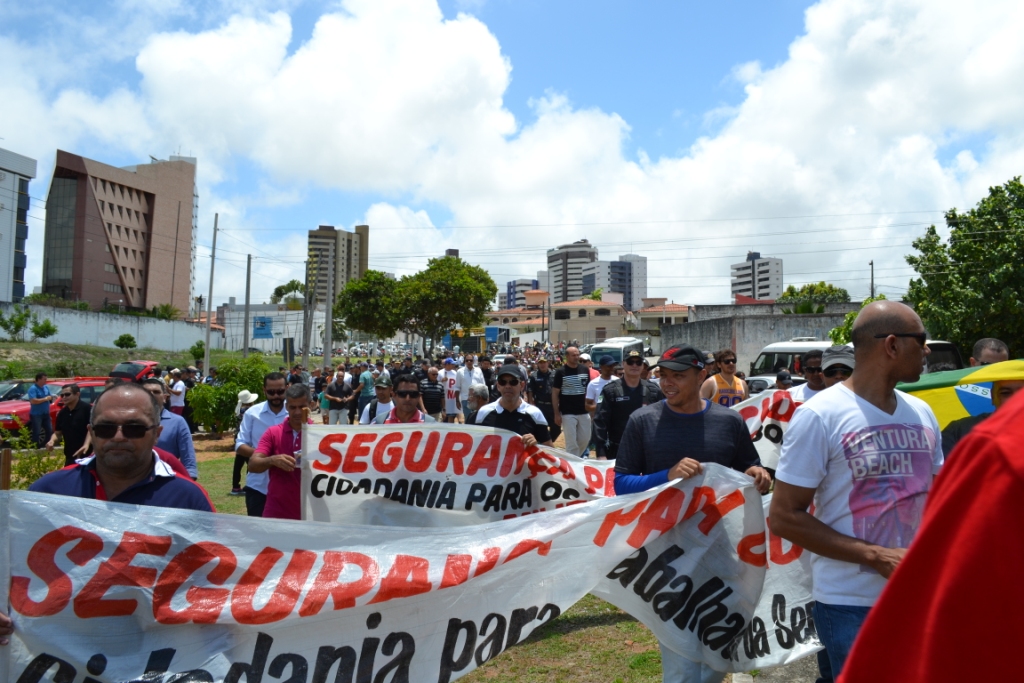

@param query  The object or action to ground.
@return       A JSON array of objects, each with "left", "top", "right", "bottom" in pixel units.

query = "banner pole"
[{"left": 1, "top": 447, "right": 11, "bottom": 490}]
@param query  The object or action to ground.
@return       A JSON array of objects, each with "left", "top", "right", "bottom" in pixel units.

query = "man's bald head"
[{"left": 851, "top": 301, "right": 924, "bottom": 350}]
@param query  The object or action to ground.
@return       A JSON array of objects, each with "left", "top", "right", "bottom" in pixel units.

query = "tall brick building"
[{"left": 42, "top": 150, "right": 197, "bottom": 313}]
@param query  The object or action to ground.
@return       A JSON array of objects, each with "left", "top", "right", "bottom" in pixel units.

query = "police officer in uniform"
[
  {"left": 593, "top": 350, "right": 664, "bottom": 459},
  {"left": 527, "top": 357, "right": 560, "bottom": 443}
]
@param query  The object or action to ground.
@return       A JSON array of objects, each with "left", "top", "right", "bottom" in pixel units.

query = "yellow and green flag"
[{"left": 897, "top": 360, "right": 1024, "bottom": 429}]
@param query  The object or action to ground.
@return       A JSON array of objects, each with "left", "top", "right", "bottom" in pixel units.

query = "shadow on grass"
[{"left": 520, "top": 606, "right": 641, "bottom": 644}]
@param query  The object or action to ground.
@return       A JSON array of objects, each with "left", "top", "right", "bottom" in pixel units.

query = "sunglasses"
[
  {"left": 720, "top": 359, "right": 737, "bottom": 365},
  {"left": 497, "top": 378, "right": 520, "bottom": 386},
  {"left": 395, "top": 390, "right": 420, "bottom": 398},
  {"left": 803, "top": 366, "right": 823, "bottom": 374},
  {"left": 92, "top": 422, "right": 158, "bottom": 439},
  {"left": 624, "top": 358, "right": 644, "bottom": 366},
  {"left": 265, "top": 389, "right": 286, "bottom": 396},
  {"left": 59, "top": 392, "right": 73, "bottom": 398},
  {"left": 874, "top": 332, "right": 928, "bottom": 347},
  {"left": 823, "top": 366, "right": 852, "bottom": 378}
]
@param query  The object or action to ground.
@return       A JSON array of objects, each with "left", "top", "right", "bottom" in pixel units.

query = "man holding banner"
[
  {"left": 770, "top": 301, "right": 944, "bottom": 681},
  {"left": 248, "top": 384, "right": 314, "bottom": 520},
  {"left": 473, "top": 364, "right": 552, "bottom": 448},
  {"left": 613, "top": 343, "right": 770, "bottom": 683}
]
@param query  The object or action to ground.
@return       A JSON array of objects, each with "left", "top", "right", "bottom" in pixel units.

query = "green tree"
[
  {"left": 187, "top": 355, "right": 271, "bottom": 435},
  {"left": 151, "top": 303, "right": 182, "bottom": 320},
  {"left": 271, "top": 279, "right": 306, "bottom": 304},
  {"left": 585, "top": 288, "right": 603, "bottom": 301},
  {"left": 398, "top": 256, "right": 497, "bottom": 354},
  {"left": 189, "top": 340, "right": 206, "bottom": 362},
  {"left": 781, "top": 301, "right": 826, "bottom": 315},
  {"left": 905, "top": 177, "right": 1024, "bottom": 357},
  {"left": 830, "top": 294, "right": 887, "bottom": 344},
  {"left": 777, "top": 282, "right": 851, "bottom": 305},
  {"left": 335, "top": 271, "right": 404, "bottom": 341},
  {"left": 0, "top": 305, "right": 33, "bottom": 341},
  {"left": 30, "top": 318, "right": 58, "bottom": 341},
  {"left": 114, "top": 333, "right": 137, "bottom": 350}
]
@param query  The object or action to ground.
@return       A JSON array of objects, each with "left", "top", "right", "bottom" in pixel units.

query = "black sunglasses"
[
  {"left": 92, "top": 422, "right": 158, "bottom": 439},
  {"left": 874, "top": 332, "right": 928, "bottom": 347},
  {"left": 497, "top": 377, "right": 520, "bottom": 386},
  {"left": 720, "top": 358, "right": 737, "bottom": 365},
  {"left": 265, "top": 389, "right": 286, "bottom": 396},
  {"left": 59, "top": 392, "right": 73, "bottom": 398},
  {"left": 803, "top": 366, "right": 823, "bottom": 374},
  {"left": 395, "top": 390, "right": 420, "bottom": 398},
  {"left": 824, "top": 366, "right": 852, "bottom": 378},
  {"left": 624, "top": 358, "right": 644, "bottom": 366}
]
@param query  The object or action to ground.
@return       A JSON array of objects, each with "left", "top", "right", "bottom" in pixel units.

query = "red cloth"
[
  {"left": 155, "top": 446, "right": 190, "bottom": 478},
  {"left": 256, "top": 420, "right": 304, "bottom": 520},
  {"left": 384, "top": 408, "right": 425, "bottom": 424},
  {"left": 841, "top": 390, "right": 1024, "bottom": 682}
]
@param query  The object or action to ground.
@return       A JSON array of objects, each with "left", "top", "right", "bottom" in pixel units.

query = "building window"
[
  {"left": 594, "top": 308, "right": 611, "bottom": 316},
  {"left": 578, "top": 309, "right": 587, "bottom": 318},
  {"left": 104, "top": 263, "right": 116, "bottom": 273},
  {"left": 554, "top": 310, "right": 570, "bottom": 320},
  {"left": 104, "top": 283, "right": 123, "bottom": 293}
]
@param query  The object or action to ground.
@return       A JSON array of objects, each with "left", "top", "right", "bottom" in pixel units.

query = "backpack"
[{"left": 368, "top": 399, "right": 379, "bottom": 422}]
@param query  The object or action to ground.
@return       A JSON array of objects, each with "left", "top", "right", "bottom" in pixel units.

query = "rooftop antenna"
[{"left": 149, "top": 155, "right": 159, "bottom": 163}]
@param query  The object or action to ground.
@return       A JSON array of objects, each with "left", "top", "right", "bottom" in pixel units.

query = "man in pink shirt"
[{"left": 248, "top": 384, "right": 312, "bottom": 520}]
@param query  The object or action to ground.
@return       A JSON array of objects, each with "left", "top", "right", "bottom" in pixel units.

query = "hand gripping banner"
[{"left": 1, "top": 424, "right": 820, "bottom": 682}]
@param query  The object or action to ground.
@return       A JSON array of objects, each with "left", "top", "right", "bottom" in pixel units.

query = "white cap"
[{"left": 579, "top": 353, "right": 591, "bottom": 361}]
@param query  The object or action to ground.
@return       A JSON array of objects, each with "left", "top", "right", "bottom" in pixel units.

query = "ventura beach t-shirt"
[{"left": 776, "top": 383, "right": 943, "bottom": 606}]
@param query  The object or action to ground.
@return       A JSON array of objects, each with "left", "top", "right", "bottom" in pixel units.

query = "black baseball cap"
[
  {"left": 599, "top": 355, "right": 615, "bottom": 367},
  {"left": 496, "top": 365, "right": 523, "bottom": 380},
  {"left": 655, "top": 344, "right": 706, "bottom": 372},
  {"left": 776, "top": 370, "right": 793, "bottom": 385}
]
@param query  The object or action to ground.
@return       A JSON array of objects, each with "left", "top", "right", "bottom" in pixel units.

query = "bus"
[{"left": 588, "top": 337, "right": 645, "bottom": 365}]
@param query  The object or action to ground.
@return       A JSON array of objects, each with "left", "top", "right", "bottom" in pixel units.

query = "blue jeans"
[
  {"left": 30, "top": 413, "right": 53, "bottom": 448},
  {"left": 357, "top": 394, "right": 373, "bottom": 416},
  {"left": 812, "top": 602, "right": 870, "bottom": 682}
]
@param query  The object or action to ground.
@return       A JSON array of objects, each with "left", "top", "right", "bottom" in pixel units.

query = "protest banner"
[
  {"left": 733, "top": 390, "right": 801, "bottom": 470},
  {"left": 1, "top": 462, "right": 818, "bottom": 681}
]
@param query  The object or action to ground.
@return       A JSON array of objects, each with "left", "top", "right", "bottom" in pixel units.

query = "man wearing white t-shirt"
[
  {"left": 770, "top": 301, "right": 943, "bottom": 682},
  {"left": 455, "top": 355, "right": 484, "bottom": 421},
  {"left": 789, "top": 348, "right": 826, "bottom": 403},
  {"left": 167, "top": 369, "right": 186, "bottom": 415},
  {"left": 442, "top": 357, "right": 461, "bottom": 422},
  {"left": 585, "top": 355, "right": 618, "bottom": 414}
]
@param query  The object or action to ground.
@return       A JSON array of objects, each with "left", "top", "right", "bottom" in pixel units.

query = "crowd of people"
[{"left": 3, "top": 307, "right": 1022, "bottom": 683}]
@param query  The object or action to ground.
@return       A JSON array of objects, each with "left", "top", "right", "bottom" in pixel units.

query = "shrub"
[
  {"left": 30, "top": 318, "right": 58, "bottom": 341},
  {"left": 114, "top": 333, "right": 137, "bottom": 350},
  {"left": 187, "top": 355, "right": 271, "bottom": 434},
  {"left": 189, "top": 340, "right": 205, "bottom": 363},
  {"left": 2, "top": 419, "right": 64, "bottom": 489}
]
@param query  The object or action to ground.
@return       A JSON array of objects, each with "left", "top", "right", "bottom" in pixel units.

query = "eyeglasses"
[
  {"left": 803, "top": 366, "right": 823, "bottom": 374},
  {"left": 720, "top": 359, "right": 737, "bottom": 365},
  {"left": 497, "top": 378, "right": 521, "bottom": 387},
  {"left": 823, "top": 366, "right": 852, "bottom": 378},
  {"left": 624, "top": 358, "right": 644, "bottom": 366},
  {"left": 92, "top": 423, "right": 158, "bottom": 439},
  {"left": 59, "top": 393, "right": 73, "bottom": 398},
  {"left": 395, "top": 390, "right": 420, "bottom": 398},
  {"left": 874, "top": 332, "right": 928, "bottom": 347},
  {"left": 265, "top": 389, "right": 286, "bottom": 396}
]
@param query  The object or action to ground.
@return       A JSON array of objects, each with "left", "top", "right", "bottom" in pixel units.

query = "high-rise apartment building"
[
  {"left": 0, "top": 148, "right": 37, "bottom": 302},
  {"left": 730, "top": 251, "right": 783, "bottom": 300},
  {"left": 581, "top": 253, "right": 648, "bottom": 311},
  {"left": 307, "top": 225, "right": 369, "bottom": 304},
  {"left": 547, "top": 239, "right": 598, "bottom": 303},
  {"left": 505, "top": 278, "right": 538, "bottom": 309},
  {"left": 536, "top": 270, "right": 550, "bottom": 295},
  {"left": 42, "top": 150, "right": 196, "bottom": 312}
]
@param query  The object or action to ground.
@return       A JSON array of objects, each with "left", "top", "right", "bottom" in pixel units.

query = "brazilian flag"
[{"left": 897, "top": 360, "right": 1024, "bottom": 429}]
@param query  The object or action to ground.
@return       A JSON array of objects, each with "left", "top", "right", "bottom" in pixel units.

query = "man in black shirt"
[
  {"left": 324, "top": 374, "right": 353, "bottom": 425},
  {"left": 418, "top": 366, "right": 446, "bottom": 421},
  {"left": 474, "top": 365, "right": 552, "bottom": 448},
  {"left": 552, "top": 346, "right": 591, "bottom": 456},
  {"left": 46, "top": 383, "right": 92, "bottom": 466},
  {"left": 413, "top": 359, "right": 430, "bottom": 384},
  {"left": 593, "top": 350, "right": 663, "bottom": 460},
  {"left": 527, "top": 357, "right": 560, "bottom": 442},
  {"left": 479, "top": 355, "right": 499, "bottom": 401}
]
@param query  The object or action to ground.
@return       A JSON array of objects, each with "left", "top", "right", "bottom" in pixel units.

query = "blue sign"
[
  {"left": 253, "top": 317, "right": 273, "bottom": 339},
  {"left": 485, "top": 327, "right": 499, "bottom": 343}
]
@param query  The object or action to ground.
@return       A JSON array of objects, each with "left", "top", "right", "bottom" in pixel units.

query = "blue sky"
[{"left": 2, "top": 0, "right": 1021, "bottom": 308}]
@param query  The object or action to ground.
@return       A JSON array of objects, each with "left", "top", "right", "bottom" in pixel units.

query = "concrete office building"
[
  {"left": 547, "top": 239, "right": 598, "bottom": 304},
  {"left": 581, "top": 253, "right": 648, "bottom": 311},
  {"left": 536, "top": 270, "right": 550, "bottom": 295},
  {"left": 0, "top": 148, "right": 37, "bottom": 302},
  {"left": 41, "top": 150, "right": 197, "bottom": 313},
  {"left": 731, "top": 252, "right": 783, "bottom": 301},
  {"left": 307, "top": 225, "right": 369, "bottom": 304},
  {"left": 497, "top": 292, "right": 508, "bottom": 310},
  {"left": 506, "top": 278, "right": 538, "bottom": 309}
]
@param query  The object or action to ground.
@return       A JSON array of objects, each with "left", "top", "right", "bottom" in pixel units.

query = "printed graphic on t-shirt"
[{"left": 841, "top": 423, "right": 935, "bottom": 568}]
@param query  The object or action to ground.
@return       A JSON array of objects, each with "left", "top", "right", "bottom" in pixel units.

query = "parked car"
[
  {"left": 0, "top": 381, "right": 34, "bottom": 403},
  {"left": 110, "top": 360, "right": 161, "bottom": 382},
  {"left": 0, "top": 377, "right": 109, "bottom": 434}
]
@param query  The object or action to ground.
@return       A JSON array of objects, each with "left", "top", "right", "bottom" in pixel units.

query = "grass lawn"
[{"left": 195, "top": 453, "right": 670, "bottom": 683}]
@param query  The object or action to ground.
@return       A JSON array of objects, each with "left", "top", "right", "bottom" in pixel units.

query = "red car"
[
  {"left": 0, "top": 378, "right": 109, "bottom": 433},
  {"left": 110, "top": 360, "right": 161, "bottom": 382}
]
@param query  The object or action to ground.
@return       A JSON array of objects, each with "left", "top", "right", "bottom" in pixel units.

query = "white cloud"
[{"left": 8, "top": 0, "right": 1024, "bottom": 307}]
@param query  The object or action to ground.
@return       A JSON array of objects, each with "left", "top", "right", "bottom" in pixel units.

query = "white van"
[
  {"left": 588, "top": 337, "right": 645, "bottom": 365},
  {"left": 750, "top": 338, "right": 965, "bottom": 377}
]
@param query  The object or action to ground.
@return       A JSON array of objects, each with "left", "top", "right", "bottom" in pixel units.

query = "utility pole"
[
  {"left": 301, "top": 258, "right": 313, "bottom": 372},
  {"left": 203, "top": 213, "right": 218, "bottom": 381},
  {"left": 869, "top": 260, "right": 875, "bottom": 299},
  {"left": 242, "top": 254, "right": 252, "bottom": 358},
  {"left": 323, "top": 252, "right": 335, "bottom": 370}
]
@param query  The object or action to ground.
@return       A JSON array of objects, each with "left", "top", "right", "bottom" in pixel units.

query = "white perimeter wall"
[{"left": 0, "top": 304, "right": 219, "bottom": 351}]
